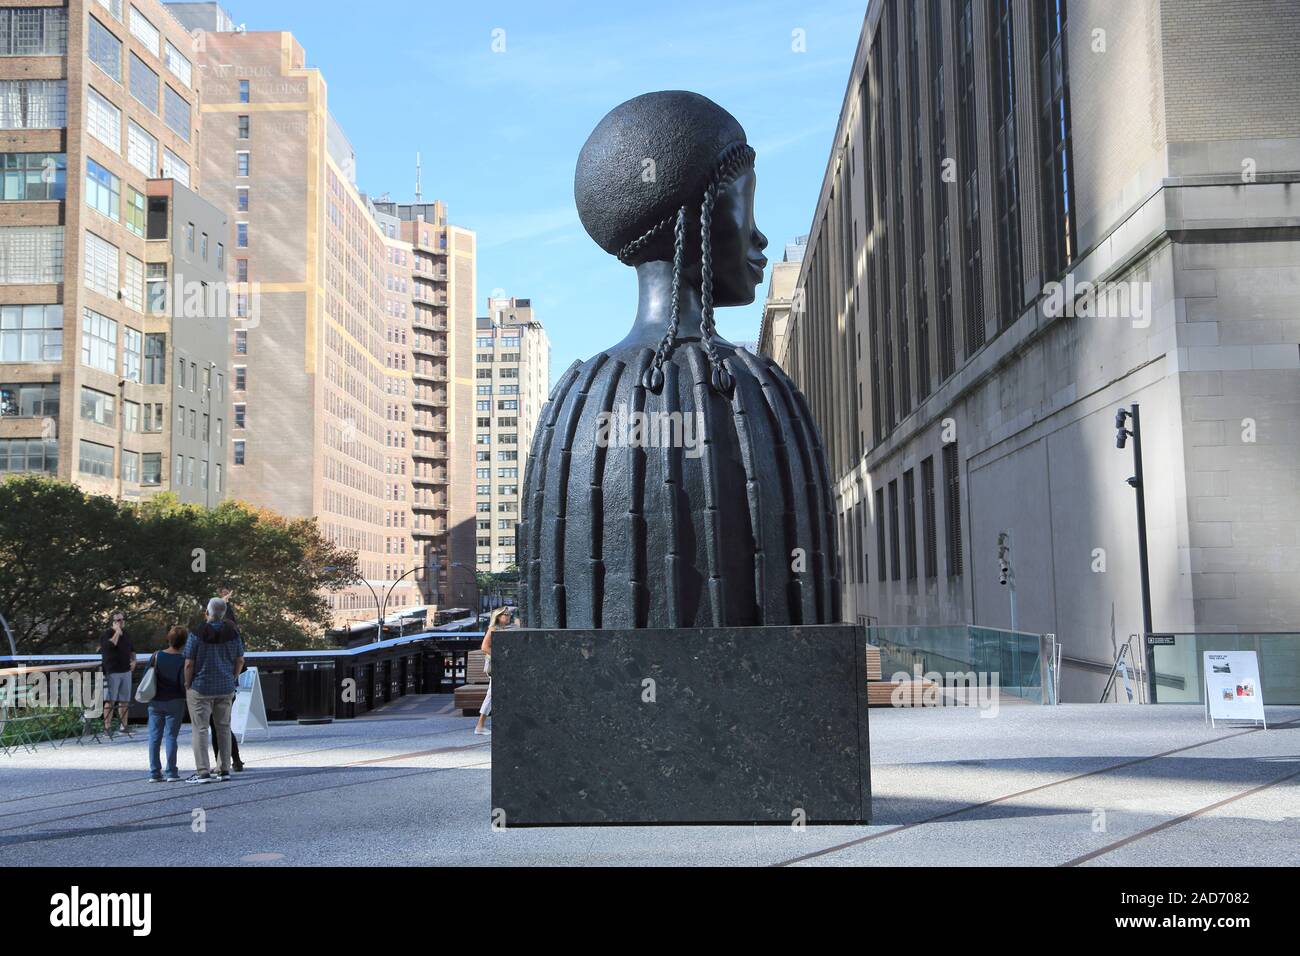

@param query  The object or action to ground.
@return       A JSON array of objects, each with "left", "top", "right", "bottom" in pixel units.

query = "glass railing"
[
  {"left": 865, "top": 625, "right": 1055, "bottom": 704},
  {"left": 1150, "top": 633, "right": 1300, "bottom": 705}
]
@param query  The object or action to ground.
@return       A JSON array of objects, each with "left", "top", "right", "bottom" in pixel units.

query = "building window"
[
  {"left": 128, "top": 6, "right": 159, "bottom": 55},
  {"left": 236, "top": 259, "right": 248, "bottom": 282},
  {"left": 990, "top": 0, "right": 1022, "bottom": 331},
  {"left": 84, "top": 158, "right": 120, "bottom": 221},
  {"left": 236, "top": 222, "right": 248, "bottom": 247},
  {"left": 236, "top": 187, "right": 248, "bottom": 211},
  {"left": 126, "top": 120, "right": 157, "bottom": 176},
  {"left": 0, "top": 382, "right": 58, "bottom": 418},
  {"left": 234, "top": 366, "right": 246, "bottom": 390},
  {"left": 122, "top": 326, "right": 141, "bottom": 380},
  {"left": 233, "top": 439, "right": 245, "bottom": 465},
  {"left": 162, "top": 84, "right": 190, "bottom": 142},
  {"left": 1, "top": 152, "right": 65, "bottom": 201},
  {"left": 163, "top": 40, "right": 192, "bottom": 87},
  {"left": 920, "top": 457, "right": 938, "bottom": 579},
  {"left": 956, "top": 0, "right": 985, "bottom": 357},
  {"left": 875, "top": 487, "right": 886, "bottom": 583},
  {"left": 121, "top": 449, "right": 138, "bottom": 483},
  {"left": 146, "top": 262, "right": 167, "bottom": 314},
  {"left": 238, "top": 79, "right": 250, "bottom": 103},
  {"left": 236, "top": 151, "right": 249, "bottom": 177},
  {"left": 122, "top": 254, "right": 143, "bottom": 312},
  {"left": 238, "top": 114, "right": 249, "bottom": 139},
  {"left": 0, "top": 303, "right": 61, "bottom": 361},
  {"left": 0, "top": 225, "right": 63, "bottom": 283},
  {"left": 0, "top": 80, "right": 66, "bottom": 129},
  {"left": 144, "top": 333, "right": 165, "bottom": 384},
  {"left": 903, "top": 468, "right": 917, "bottom": 581},
  {"left": 81, "top": 307, "right": 117, "bottom": 373},
  {"left": 887, "top": 479, "right": 901, "bottom": 581},
  {"left": 1037, "top": 0, "right": 1076, "bottom": 281},
  {"left": 216, "top": 242, "right": 224, "bottom": 270},
  {"left": 162, "top": 148, "right": 189, "bottom": 186},
  {"left": 200, "top": 232, "right": 208, "bottom": 260},
  {"left": 942, "top": 442, "right": 962, "bottom": 577},
  {"left": 233, "top": 403, "right": 245, "bottom": 428},
  {"left": 80, "top": 387, "right": 115, "bottom": 426},
  {"left": 79, "top": 440, "right": 113, "bottom": 478},
  {"left": 0, "top": 437, "right": 57, "bottom": 474},
  {"left": 125, "top": 186, "right": 145, "bottom": 236},
  {"left": 86, "top": 16, "right": 121, "bottom": 82},
  {"left": 128, "top": 52, "right": 158, "bottom": 113},
  {"left": 0, "top": 8, "right": 68, "bottom": 56},
  {"left": 85, "top": 86, "right": 121, "bottom": 152},
  {"left": 185, "top": 221, "right": 194, "bottom": 253},
  {"left": 83, "top": 231, "right": 118, "bottom": 298},
  {"left": 234, "top": 329, "right": 247, "bottom": 355},
  {"left": 141, "top": 451, "right": 161, "bottom": 485}
]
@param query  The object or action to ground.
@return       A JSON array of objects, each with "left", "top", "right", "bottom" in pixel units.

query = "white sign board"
[
  {"left": 1204, "top": 651, "right": 1266, "bottom": 728},
  {"left": 230, "top": 666, "right": 269, "bottom": 742}
]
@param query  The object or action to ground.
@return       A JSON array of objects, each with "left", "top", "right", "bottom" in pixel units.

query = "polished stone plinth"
[{"left": 490, "top": 625, "right": 871, "bottom": 826}]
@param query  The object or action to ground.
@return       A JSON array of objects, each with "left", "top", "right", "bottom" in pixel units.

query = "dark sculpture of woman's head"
[{"left": 575, "top": 91, "right": 768, "bottom": 394}]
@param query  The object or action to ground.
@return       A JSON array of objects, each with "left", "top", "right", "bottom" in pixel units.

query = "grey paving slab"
[{"left": 1, "top": 698, "right": 1296, "bottom": 866}]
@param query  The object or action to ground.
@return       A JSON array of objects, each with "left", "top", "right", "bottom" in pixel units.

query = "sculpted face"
[{"left": 707, "top": 169, "right": 769, "bottom": 307}]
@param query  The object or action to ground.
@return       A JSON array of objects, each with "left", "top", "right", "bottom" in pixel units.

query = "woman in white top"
[{"left": 474, "top": 607, "right": 512, "bottom": 736}]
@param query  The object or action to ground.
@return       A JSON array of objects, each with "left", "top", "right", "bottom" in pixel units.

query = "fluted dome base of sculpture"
[{"left": 519, "top": 340, "right": 841, "bottom": 630}]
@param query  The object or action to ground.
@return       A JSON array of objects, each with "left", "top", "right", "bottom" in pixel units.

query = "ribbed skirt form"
[{"left": 519, "top": 341, "right": 841, "bottom": 629}]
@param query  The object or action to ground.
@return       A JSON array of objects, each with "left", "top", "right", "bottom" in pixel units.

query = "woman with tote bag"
[{"left": 143, "top": 626, "right": 189, "bottom": 782}]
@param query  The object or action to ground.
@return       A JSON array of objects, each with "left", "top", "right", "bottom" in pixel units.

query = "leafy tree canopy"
[{"left": 0, "top": 477, "right": 359, "bottom": 654}]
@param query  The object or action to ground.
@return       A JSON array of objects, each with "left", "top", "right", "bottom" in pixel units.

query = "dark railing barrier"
[{"left": 1, "top": 631, "right": 487, "bottom": 723}]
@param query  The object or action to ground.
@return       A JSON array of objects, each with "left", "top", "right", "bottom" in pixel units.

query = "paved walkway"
[{"left": 1, "top": 697, "right": 1296, "bottom": 866}]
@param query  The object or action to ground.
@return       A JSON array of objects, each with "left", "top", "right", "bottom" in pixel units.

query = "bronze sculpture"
[{"left": 518, "top": 91, "right": 841, "bottom": 629}]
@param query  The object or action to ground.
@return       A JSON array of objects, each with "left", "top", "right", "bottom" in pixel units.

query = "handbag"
[{"left": 134, "top": 652, "right": 157, "bottom": 703}]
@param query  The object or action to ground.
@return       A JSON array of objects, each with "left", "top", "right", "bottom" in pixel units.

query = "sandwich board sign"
[
  {"left": 1204, "top": 651, "right": 1266, "bottom": 728},
  {"left": 230, "top": 666, "right": 270, "bottom": 742}
]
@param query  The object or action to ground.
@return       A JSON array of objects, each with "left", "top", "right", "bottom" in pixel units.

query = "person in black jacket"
[
  {"left": 99, "top": 612, "right": 135, "bottom": 735},
  {"left": 206, "top": 589, "right": 245, "bottom": 771}
]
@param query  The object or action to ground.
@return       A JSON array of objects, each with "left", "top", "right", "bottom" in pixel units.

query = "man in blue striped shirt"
[{"left": 183, "top": 597, "right": 245, "bottom": 783}]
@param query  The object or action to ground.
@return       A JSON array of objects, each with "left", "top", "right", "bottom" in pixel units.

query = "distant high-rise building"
[
  {"left": 171, "top": 10, "right": 434, "bottom": 620},
  {"left": 371, "top": 199, "right": 479, "bottom": 610},
  {"left": 472, "top": 296, "right": 549, "bottom": 574},
  {"left": 756, "top": 235, "right": 807, "bottom": 370},
  {"left": 0, "top": 0, "right": 227, "bottom": 506}
]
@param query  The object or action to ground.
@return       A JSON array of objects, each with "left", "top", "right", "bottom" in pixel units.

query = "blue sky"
[{"left": 226, "top": 0, "right": 867, "bottom": 382}]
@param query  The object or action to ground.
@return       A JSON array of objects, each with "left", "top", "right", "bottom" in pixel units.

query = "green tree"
[{"left": 0, "top": 477, "right": 358, "bottom": 653}]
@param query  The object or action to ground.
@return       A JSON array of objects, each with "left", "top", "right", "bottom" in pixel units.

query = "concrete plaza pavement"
[{"left": 1, "top": 697, "right": 1296, "bottom": 867}]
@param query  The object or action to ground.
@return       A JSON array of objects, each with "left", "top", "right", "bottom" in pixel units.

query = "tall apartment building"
[
  {"left": 756, "top": 235, "right": 807, "bottom": 371},
  {"left": 170, "top": 10, "right": 433, "bottom": 620},
  {"left": 370, "top": 199, "right": 478, "bottom": 610},
  {"left": 0, "top": 0, "right": 228, "bottom": 505},
  {"left": 472, "top": 295, "right": 548, "bottom": 574},
  {"left": 765, "top": 0, "right": 1300, "bottom": 700}
]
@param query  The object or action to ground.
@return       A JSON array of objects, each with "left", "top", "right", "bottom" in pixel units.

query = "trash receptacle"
[{"left": 296, "top": 659, "right": 335, "bottom": 724}]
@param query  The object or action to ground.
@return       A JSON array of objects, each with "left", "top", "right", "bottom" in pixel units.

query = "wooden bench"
[{"left": 452, "top": 650, "right": 489, "bottom": 716}]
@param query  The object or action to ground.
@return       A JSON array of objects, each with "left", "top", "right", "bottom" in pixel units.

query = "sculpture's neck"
[{"left": 617, "top": 259, "right": 712, "bottom": 349}]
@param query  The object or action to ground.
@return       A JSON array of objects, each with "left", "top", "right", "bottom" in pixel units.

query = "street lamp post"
[
  {"left": 996, "top": 531, "right": 1016, "bottom": 633},
  {"left": 376, "top": 565, "right": 425, "bottom": 644},
  {"left": 1116, "top": 404, "right": 1156, "bottom": 702}
]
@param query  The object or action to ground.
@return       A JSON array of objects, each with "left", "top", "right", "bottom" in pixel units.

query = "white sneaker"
[{"left": 473, "top": 726, "right": 491, "bottom": 736}]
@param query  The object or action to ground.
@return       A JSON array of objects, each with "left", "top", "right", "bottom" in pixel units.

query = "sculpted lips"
[{"left": 748, "top": 256, "right": 768, "bottom": 280}]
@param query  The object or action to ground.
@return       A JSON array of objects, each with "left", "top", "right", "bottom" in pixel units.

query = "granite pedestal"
[{"left": 490, "top": 625, "right": 871, "bottom": 826}]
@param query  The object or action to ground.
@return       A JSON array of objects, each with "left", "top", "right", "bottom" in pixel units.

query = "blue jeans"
[{"left": 147, "top": 699, "right": 186, "bottom": 776}]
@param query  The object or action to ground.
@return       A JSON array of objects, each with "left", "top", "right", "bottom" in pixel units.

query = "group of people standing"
[{"left": 98, "top": 588, "right": 248, "bottom": 784}]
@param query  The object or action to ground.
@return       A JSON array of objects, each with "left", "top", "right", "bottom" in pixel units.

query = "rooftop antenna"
[{"left": 415, "top": 152, "right": 423, "bottom": 204}]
